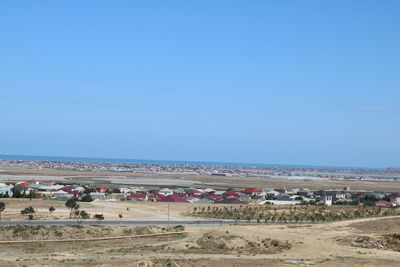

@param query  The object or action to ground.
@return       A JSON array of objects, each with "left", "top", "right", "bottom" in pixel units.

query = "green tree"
[
  {"left": 65, "top": 198, "right": 78, "bottom": 219},
  {"left": 21, "top": 207, "right": 35, "bottom": 218},
  {"left": 94, "top": 214, "right": 104, "bottom": 224},
  {"left": 0, "top": 202, "right": 5, "bottom": 221},
  {"left": 75, "top": 210, "right": 90, "bottom": 224},
  {"left": 81, "top": 194, "right": 93, "bottom": 202},
  {"left": 49, "top": 206, "right": 55, "bottom": 216},
  {"left": 25, "top": 191, "right": 36, "bottom": 199}
]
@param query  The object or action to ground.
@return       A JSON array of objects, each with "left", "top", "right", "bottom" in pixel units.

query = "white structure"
[
  {"left": 323, "top": 195, "right": 333, "bottom": 206},
  {"left": 259, "top": 200, "right": 301, "bottom": 205},
  {"left": 0, "top": 186, "right": 13, "bottom": 197},
  {"left": 89, "top": 192, "right": 107, "bottom": 200}
]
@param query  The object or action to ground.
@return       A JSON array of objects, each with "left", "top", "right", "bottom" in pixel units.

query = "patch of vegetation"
[
  {"left": 189, "top": 205, "right": 399, "bottom": 223},
  {"left": 175, "top": 231, "right": 290, "bottom": 254},
  {"left": 341, "top": 234, "right": 400, "bottom": 252}
]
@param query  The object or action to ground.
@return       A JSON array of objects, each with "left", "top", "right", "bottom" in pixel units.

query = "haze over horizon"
[{"left": 1, "top": 1, "right": 399, "bottom": 168}]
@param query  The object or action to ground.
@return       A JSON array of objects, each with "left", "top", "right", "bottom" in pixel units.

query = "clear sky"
[{"left": 1, "top": 1, "right": 399, "bottom": 168}]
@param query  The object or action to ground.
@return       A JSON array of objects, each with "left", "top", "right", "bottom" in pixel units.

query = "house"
[
  {"left": 223, "top": 191, "right": 241, "bottom": 199},
  {"left": 41, "top": 180, "right": 55, "bottom": 186},
  {"left": 202, "top": 188, "right": 215, "bottom": 193},
  {"left": 158, "top": 188, "right": 174, "bottom": 196},
  {"left": 90, "top": 192, "right": 106, "bottom": 200},
  {"left": 206, "top": 193, "right": 223, "bottom": 202},
  {"left": 375, "top": 200, "right": 391, "bottom": 207},
  {"left": 264, "top": 189, "right": 280, "bottom": 197},
  {"left": 93, "top": 185, "right": 109, "bottom": 193},
  {"left": 390, "top": 193, "right": 400, "bottom": 206},
  {"left": 130, "top": 193, "right": 148, "bottom": 201},
  {"left": 297, "top": 189, "right": 313, "bottom": 198},
  {"left": 213, "top": 190, "right": 226, "bottom": 196},
  {"left": 61, "top": 186, "right": 75, "bottom": 192},
  {"left": 69, "top": 190, "right": 80, "bottom": 195},
  {"left": 15, "top": 182, "right": 29, "bottom": 191},
  {"left": 276, "top": 193, "right": 291, "bottom": 201},
  {"left": 28, "top": 184, "right": 43, "bottom": 190},
  {"left": 158, "top": 194, "right": 188, "bottom": 203},
  {"left": 186, "top": 189, "right": 202, "bottom": 195},
  {"left": 243, "top": 188, "right": 261, "bottom": 195}
]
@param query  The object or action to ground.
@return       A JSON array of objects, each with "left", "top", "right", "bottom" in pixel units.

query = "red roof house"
[
  {"left": 15, "top": 182, "right": 29, "bottom": 189},
  {"left": 243, "top": 188, "right": 261, "bottom": 194},
  {"left": 158, "top": 194, "right": 188, "bottom": 203},
  {"left": 93, "top": 185, "right": 109, "bottom": 192},
  {"left": 130, "top": 193, "right": 148, "bottom": 201},
  {"left": 61, "top": 186, "right": 75, "bottom": 192},
  {"left": 186, "top": 189, "right": 202, "bottom": 195},
  {"left": 69, "top": 190, "right": 80, "bottom": 195},
  {"left": 375, "top": 200, "right": 392, "bottom": 207},
  {"left": 223, "top": 191, "right": 241, "bottom": 198}
]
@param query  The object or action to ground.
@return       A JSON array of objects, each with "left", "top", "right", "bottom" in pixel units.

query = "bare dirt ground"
[
  {"left": 0, "top": 215, "right": 400, "bottom": 266},
  {"left": 0, "top": 199, "right": 196, "bottom": 221},
  {"left": 2, "top": 166, "right": 400, "bottom": 191}
]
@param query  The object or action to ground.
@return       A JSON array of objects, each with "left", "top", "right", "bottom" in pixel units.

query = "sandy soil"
[
  {"left": 0, "top": 215, "right": 400, "bottom": 266},
  {"left": 0, "top": 199, "right": 196, "bottom": 221}
]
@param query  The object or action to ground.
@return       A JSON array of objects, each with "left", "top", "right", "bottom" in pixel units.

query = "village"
[{"left": 0, "top": 178, "right": 399, "bottom": 209}]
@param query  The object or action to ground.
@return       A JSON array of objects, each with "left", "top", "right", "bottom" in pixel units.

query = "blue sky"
[{"left": 1, "top": 1, "right": 399, "bottom": 168}]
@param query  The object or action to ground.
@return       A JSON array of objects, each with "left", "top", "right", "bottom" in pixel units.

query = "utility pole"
[{"left": 168, "top": 202, "right": 170, "bottom": 226}]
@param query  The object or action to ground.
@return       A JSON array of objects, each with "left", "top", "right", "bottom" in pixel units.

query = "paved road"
[{"left": 0, "top": 220, "right": 314, "bottom": 226}]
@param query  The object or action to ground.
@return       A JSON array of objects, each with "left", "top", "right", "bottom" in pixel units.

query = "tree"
[
  {"left": 49, "top": 206, "right": 55, "bottom": 216},
  {"left": 65, "top": 198, "right": 78, "bottom": 219},
  {"left": 21, "top": 207, "right": 35, "bottom": 220},
  {"left": 75, "top": 210, "right": 90, "bottom": 225},
  {"left": 81, "top": 194, "right": 93, "bottom": 202},
  {"left": 94, "top": 214, "right": 104, "bottom": 224},
  {"left": 11, "top": 188, "right": 23, "bottom": 198},
  {"left": 118, "top": 214, "right": 123, "bottom": 221},
  {"left": 25, "top": 191, "right": 36, "bottom": 200},
  {"left": 0, "top": 202, "right": 5, "bottom": 221}
]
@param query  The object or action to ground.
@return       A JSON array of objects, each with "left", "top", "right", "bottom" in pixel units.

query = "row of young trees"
[
  {"left": 0, "top": 200, "right": 105, "bottom": 224},
  {"left": 191, "top": 205, "right": 400, "bottom": 223},
  {"left": 65, "top": 198, "right": 104, "bottom": 224}
]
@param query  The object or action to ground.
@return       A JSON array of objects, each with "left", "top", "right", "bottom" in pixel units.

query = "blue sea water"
[{"left": 0, "top": 154, "right": 381, "bottom": 170}]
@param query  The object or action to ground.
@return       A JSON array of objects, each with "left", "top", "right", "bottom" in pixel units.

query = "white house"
[{"left": 158, "top": 188, "right": 173, "bottom": 196}]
